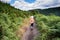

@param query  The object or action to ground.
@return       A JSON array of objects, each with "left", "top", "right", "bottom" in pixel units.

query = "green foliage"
[
  {"left": 52, "top": 37, "right": 60, "bottom": 40},
  {"left": 35, "top": 14, "right": 60, "bottom": 40},
  {"left": 0, "top": 13, "right": 23, "bottom": 40}
]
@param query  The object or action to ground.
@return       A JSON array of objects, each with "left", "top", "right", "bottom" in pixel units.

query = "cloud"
[
  {"left": 11, "top": 0, "right": 60, "bottom": 11},
  {"left": 0, "top": 0, "right": 11, "bottom": 3}
]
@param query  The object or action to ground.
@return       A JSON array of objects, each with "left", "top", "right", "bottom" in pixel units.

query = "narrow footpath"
[{"left": 21, "top": 23, "right": 38, "bottom": 40}]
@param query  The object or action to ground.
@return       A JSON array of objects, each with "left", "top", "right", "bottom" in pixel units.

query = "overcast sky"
[{"left": 0, "top": 0, "right": 60, "bottom": 11}]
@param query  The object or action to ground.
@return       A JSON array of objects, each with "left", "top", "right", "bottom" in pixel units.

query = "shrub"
[{"left": 35, "top": 14, "right": 60, "bottom": 40}]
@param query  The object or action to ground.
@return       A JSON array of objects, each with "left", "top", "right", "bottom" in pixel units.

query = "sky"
[
  {"left": 24, "top": 0, "right": 35, "bottom": 3},
  {"left": 10, "top": 0, "right": 36, "bottom": 4},
  {"left": 0, "top": 0, "right": 60, "bottom": 11}
]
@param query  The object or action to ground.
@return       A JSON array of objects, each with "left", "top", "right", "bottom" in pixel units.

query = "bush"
[
  {"left": 0, "top": 13, "right": 23, "bottom": 40},
  {"left": 35, "top": 14, "right": 60, "bottom": 40}
]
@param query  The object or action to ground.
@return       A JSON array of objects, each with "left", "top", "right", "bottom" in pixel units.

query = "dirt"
[{"left": 21, "top": 23, "right": 38, "bottom": 40}]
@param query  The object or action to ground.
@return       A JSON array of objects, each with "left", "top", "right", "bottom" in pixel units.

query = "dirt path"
[{"left": 21, "top": 23, "right": 38, "bottom": 40}]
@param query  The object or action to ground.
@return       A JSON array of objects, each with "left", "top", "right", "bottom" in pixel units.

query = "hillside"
[{"left": 0, "top": 1, "right": 60, "bottom": 40}]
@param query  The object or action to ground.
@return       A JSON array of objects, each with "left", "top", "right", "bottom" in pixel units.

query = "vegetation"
[
  {"left": 35, "top": 14, "right": 60, "bottom": 40},
  {"left": 0, "top": 1, "right": 60, "bottom": 40}
]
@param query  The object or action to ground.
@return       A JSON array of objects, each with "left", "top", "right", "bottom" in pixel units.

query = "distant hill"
[
  {"left": 29, "top": 7, "right": 60, "bottom": 16},
  {"left": 0, "top": 1, "right": 60, "bottom": 16}
]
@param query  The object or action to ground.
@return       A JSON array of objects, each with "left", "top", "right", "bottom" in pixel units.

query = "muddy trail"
[{"left": 21, "top": 23, "right": 38, "bottom": 40}]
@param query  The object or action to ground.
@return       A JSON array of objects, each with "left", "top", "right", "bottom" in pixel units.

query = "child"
[{"left": 29, "top": 16, "right": 35, "bottom": 30}]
